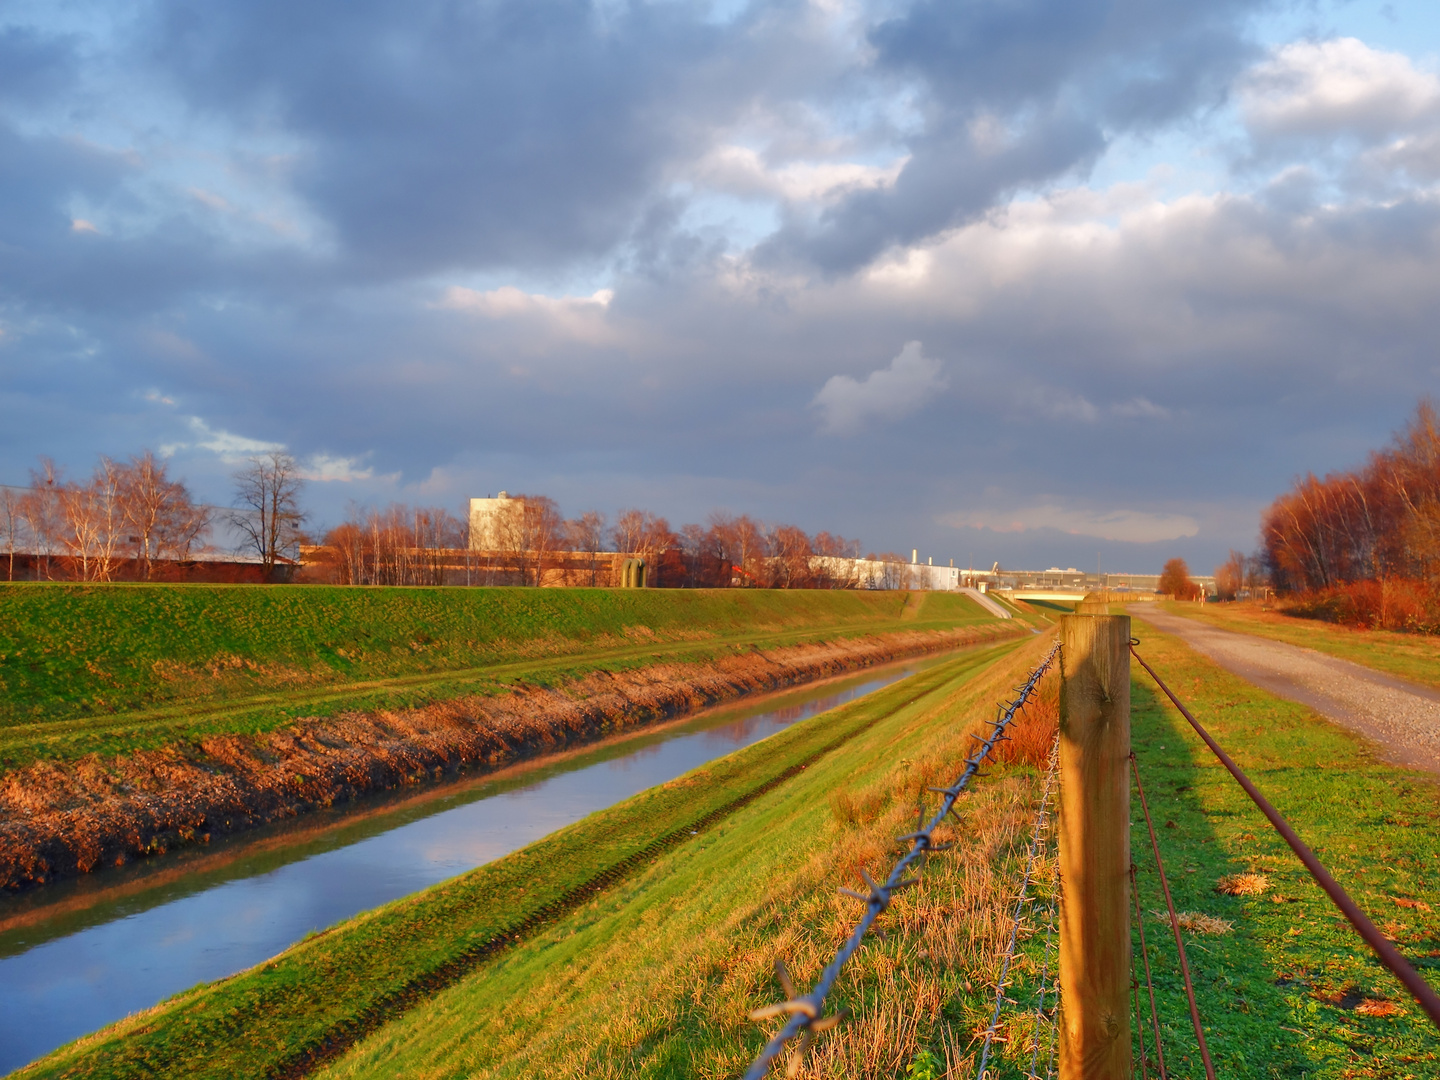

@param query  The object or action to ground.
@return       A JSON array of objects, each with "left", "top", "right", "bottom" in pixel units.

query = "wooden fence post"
[{"left": 1058, "top": 613, "right": 1131, "bottom": 1079}]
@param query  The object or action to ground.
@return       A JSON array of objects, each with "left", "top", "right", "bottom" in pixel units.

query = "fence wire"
[
  {"left": 1130, "top": 642, "right": 1440, "bottom": 1031},
  {"left": 743, "top": 643, "right": 1061, "bottom": 1079},
  {"left": 1131, "top": 749, "right": 1215, "bottom": 1080}
]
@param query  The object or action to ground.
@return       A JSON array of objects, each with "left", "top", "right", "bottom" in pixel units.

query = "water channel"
[{"left": 0, "top": 656, "right": 939, "bottom": 1074}]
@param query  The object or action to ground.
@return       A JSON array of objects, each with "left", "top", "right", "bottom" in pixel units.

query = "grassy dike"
[
  {"left": 0, "top": 586, "right": 1005, "bottom": 768},
  {"left": 18, "top": 638, "right": 1030, "bottom": 1080},
  {"left": 312, "top": 618, "right": 1440, "bottom": 1080}
]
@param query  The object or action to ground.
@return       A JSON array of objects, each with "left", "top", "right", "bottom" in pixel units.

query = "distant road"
[
  {"left": 959, "top": 587, "right": 1012, "bottom": 619},
  {"left": 1130, "top": 605, "right": 1440, "bottom": 775}
]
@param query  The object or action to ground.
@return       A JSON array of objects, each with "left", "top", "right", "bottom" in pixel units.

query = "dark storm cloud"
[
  {"left": 146, "top": 0, "right": 754, "bottom": 275},
  {"left": 763, "top": 0, "right": 1269, "bottom": 271}
]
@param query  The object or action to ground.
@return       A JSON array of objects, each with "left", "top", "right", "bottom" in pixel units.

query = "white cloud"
[
  {"left": 1111, "top": 397, "right": 1170, "bottom": 419},
  {"left": 161, "top": 417, "right": 283, "bottom": 462},
  {"left": 1025, "top": 389, "right": 1169, "bottom": 423},
  {"left": 1240, "top": 38, "right": 1440, "bottom": 141},
  {"left": 301, "top": 453, "right": 377, "bottom": 483},
  {"left": 941, "top": 504, "right": 1200, "bottom": 543},
  {"left": 1031, "top": 388, "right": 1100, "bottom": 423},
  {"left": 434, "top": 285, "right": 617, "bottom": 344},
  {"left": 691, "top": 144, "right": 907, "bottom": 204},
  {"left": 813, "top": 341, "right": 947, "bottom": 435},
  {"left": 70, "top": 218, "right": 99, "bottom": 234},
  {"left": 143, "top": 389, "right": 177, "bottom": 406}
]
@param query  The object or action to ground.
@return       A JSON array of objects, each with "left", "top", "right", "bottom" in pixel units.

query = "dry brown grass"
[
  {"left": 1155, "top": 910, "right": 1234, "bottom": 935},
  {"left": 1215, "top": 872, "right": 1270, "bottom": 896},
  {"left": 989, "top": 671, "right": 1058, "bottom": 768},
  {"left": 1355, "top": 998, "right": 1406, "bottom": 1017},
  {"left": 1391, "top": 896, "right": 1432, "bottom": 912}
]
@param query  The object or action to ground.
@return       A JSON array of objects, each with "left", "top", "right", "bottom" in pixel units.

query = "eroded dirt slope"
[{"left": 0, "top": 624, "right": 1014, "bottom": 890}]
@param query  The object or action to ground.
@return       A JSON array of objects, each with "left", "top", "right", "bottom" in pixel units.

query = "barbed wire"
[
  {"left": 976, "top": 733, "right": 1060, "bottom": 1079},
  {"left": 1130, "top": 643, "right": 1440, "bottom": 1031},
  {"left": 744, "top": 642, "right": 1062, "bottom": 1079}
]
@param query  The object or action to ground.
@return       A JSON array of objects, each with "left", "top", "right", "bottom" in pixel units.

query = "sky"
[{"left": 3, "top": 0, "right": 1440, "bottom": 573}]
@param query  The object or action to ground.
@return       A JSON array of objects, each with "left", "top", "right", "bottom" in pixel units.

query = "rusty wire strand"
[
  {"left": 1131, "top": 751, "right": 1217, "bottom": 1080},
  {"left": 1129, "top": 860, "right": 1169, "bottom": 1080},
  {"left": 1130, "top": 643, "right": 1440, "bottom": 1031},
  {"left": 977, "top": 733, "right": 1060, "bottom": 1079},
  {"left": 743, "top": 643, "right": 1061, "bottom": 1080}
]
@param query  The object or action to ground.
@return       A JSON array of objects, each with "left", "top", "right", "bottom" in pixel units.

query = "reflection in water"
[{"left": 0, "top": 661, "right": 928, "bottom": 1074}]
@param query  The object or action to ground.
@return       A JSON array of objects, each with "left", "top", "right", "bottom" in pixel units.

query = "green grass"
[
  {"left": 0, "top": 585, "right": 1003, "bottom": 768},
  {"left": 22, "top": 608, "right": 1432, "bottom": 1079},
  {"left": 317, "top": 619, "right": 1439, "bottom": 1080},
  {"left": 16, "top": 639, "right": 1025, "bottom": 1080},
  {"left": 1159, "top": 599, "right": 1440, "bottom": 691},
  {"left": 1114, "top": 621, "right": 1440, "bottom": 1078}
]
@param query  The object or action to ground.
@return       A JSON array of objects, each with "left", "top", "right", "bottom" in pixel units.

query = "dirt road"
[{"left": 1129, "top": 605, "right": 1440, "bottom": 775}]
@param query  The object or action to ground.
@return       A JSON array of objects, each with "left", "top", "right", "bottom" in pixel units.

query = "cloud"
[
  {"left": 162, "top": 417, "right": 283, "bottom": 463},
  {"left": 4, "top": 0, "right": 1440, "bottom": 576},
  {"left": 1111, "top": 397, "right": 1170, "bottom": 419},
  {"left": 942, "top": 504, "right": 1200, "bottom": 544},
  {"left": 434, "top": 285, "right": 617, "bottom": 344},
  {"left": 690, "top": 144, "right": 908, "bottom": 204},
  {"left": 760, "top": 0, "right": 1265, "bottom": 270},
  {"left": 1240, "top": 38, "right": 1440, "bottom": 142},
  {"left": 301, "top": 453, "right": 378, "bottom": 483},
  {"left": 813, "top": 341, "right": 946, "bottom": 435}
]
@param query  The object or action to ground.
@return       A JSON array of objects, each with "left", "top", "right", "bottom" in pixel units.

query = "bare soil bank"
[{"left": 0, "top": 624, "right": 1016, "bottom": 891}]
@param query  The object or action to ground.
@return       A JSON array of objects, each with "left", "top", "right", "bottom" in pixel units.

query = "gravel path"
[{"left": 1129, "top": 605, "right": 1440, "bottom": 775}]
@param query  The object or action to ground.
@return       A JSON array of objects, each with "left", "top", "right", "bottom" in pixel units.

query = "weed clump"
[
  {"left": 829, "top": 788, "right": 886, "bottom": 827},
  {"left": 1155, "top": 910, "right": 1234, "bottom": 935},
  {"left": 990, "top": 672, "right": 1058, "bottom": 767},
  {"left": 1216, "top": 872, "right": 1270, "bottom": 896}
]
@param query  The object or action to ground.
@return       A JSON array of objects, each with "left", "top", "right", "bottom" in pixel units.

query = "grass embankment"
[
  {"left": 314, "top": 617, "right": 1440, "bottom": 1080},
  {"left": 19, "top": 638, "right": 1032, "bottom": 1080},
  {"left": 1116, "top": 621, "right": 1440, "bottom": 1078},
  {"left": 1161, "top": 599, "right": 1440, "bottom": 692},
  {"left": 0, "top": 586, "right": 998, "bottom": 768},
  {"left": 23, "top": 607, "right": 1430, "bottom": 1079}
]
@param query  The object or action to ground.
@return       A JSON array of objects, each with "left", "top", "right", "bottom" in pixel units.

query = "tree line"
[
  {"left": 316, "top": 495, "right": 888, "bottom": 589},
  {"left": 1, "top": 449, "right": 306, "bottom": 581},
  {"left": 2, "top": 448, "right": 891, "bottom": 589},
  {"left": 1261, "top": 401, "right": 1440, "bottom": 592},
  {"left": 1249, "top": 400, "right": 1440, "bottom": 628}
]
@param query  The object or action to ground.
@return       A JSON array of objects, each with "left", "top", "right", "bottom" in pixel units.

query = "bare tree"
[
  {"left": 60, "top": 457, "right": 127, "bottom": 581},
  {"left": 1159, "top": 557, "right": 1200, "bottom": 600},
  {"left": 707, "top": 512, "right": 766, "bottom": 586},
  {"left": 1, "top": 486, "right": 21, "bottom": 581},
  {"left": 119, "top": 451, "right": 210, "bottom": 579},
  {"left": 613, "top": 507, "right": 676, "bottom": 583},
  {"left": 20, "top": 459, "right": 66, "bottom": 580},
  {"left": 1214, "top": 549, "right": 1246, "bottom": 600},
  {"left": 230, "top": 451, "right": 306, "bottom": 576},
  {"left": 564, "top": 510, "right": 608, "bottom": 586},
  {"left": 766, "top": 524, "right": 813, "bottom": 588},
  {"left": 517, "top": 495, "right": 562, "bottom": 586}
]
